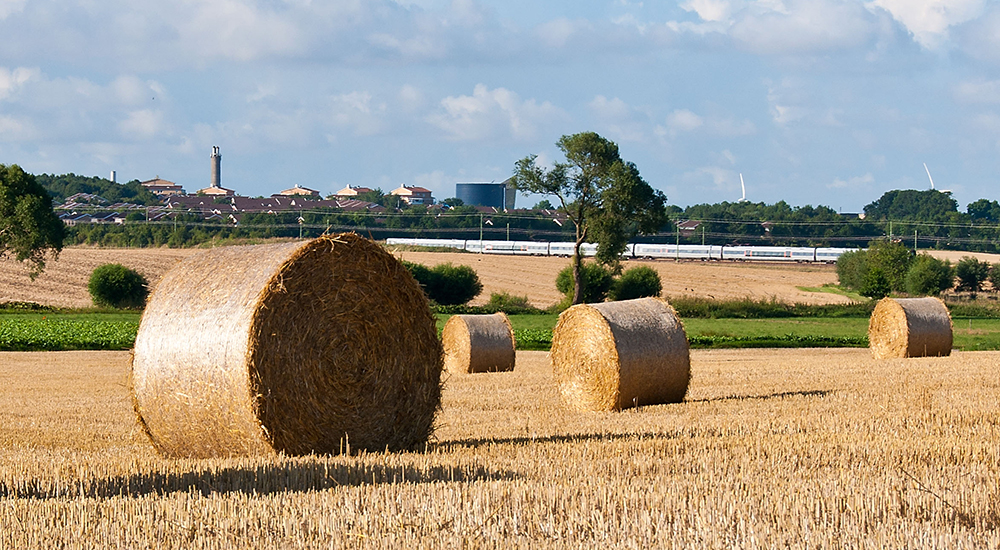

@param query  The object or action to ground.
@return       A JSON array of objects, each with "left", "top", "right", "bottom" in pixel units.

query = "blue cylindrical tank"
[{"left": 456, "top": 183, "right": 506, "bottom": 208}]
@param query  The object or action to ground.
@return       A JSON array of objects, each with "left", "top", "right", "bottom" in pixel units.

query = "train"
[{"left": 385, "top": 238, "right": 858, "bottom": 263}]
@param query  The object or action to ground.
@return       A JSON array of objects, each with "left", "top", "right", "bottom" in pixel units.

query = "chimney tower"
[{"left": 210, "top": 146, "right": 221, "bottom": 188}]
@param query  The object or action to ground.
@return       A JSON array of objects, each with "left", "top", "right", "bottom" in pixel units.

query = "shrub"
[
  {"left": 555, "top": 262, "right": 614, "bottom": 303},
  {"left": 609, "top": 266, "right": 662, "bottom": 301},
  {"left": 401, "top": 260, "right": 433, "bottom": 288},
  {"left": 401, "top": 261, "right": 483, "bottom": 305},
  {"left": 426, "top": 263, "right": 483, "bottom": 305},
  {"left": 956, "top": 256, "right": 990, "bottom": 292},
  {"left": 88, "top": 264, "right": 149, "bottom": 309},
  {"left": 485, "top": 292, "right": 538, "bottom": 313},
  {"left": 904, "top": 254, "right": 953, "bottom": 296}
]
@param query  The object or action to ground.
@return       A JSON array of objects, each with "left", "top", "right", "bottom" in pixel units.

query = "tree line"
[{"left": 837, "top": 239, "right": 1000, "bottom": 299}]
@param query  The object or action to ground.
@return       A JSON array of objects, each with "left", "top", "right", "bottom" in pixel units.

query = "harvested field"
[
  {"left": 1, "top": 348, "right": 998, "bottom": 547},
  {"left": 1, "top": 245, "right": 847, "bottom": 309},
  {"left": 391, "top": 250, "right": 847, "bottom": 306},
  {"left": 0, "top": 247, "right": 195, "bottom": 309}
]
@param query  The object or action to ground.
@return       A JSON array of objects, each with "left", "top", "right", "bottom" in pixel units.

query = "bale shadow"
[
  {"left": 686, "top": 389, "right": 834, "bottom": 404},
  {"left": 0, "top": 460, "right": 517, "bottom": 500},
  {"left": 435, "top": 431, "right": 675, "bottom": 451}
]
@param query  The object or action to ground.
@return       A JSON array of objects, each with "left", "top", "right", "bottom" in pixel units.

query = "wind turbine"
[
  {"left": 738, "top": 173, "right": 747, "bottom": 203},
  {"left": 923, "top": 163, "right": 951, "bottom": 194}
]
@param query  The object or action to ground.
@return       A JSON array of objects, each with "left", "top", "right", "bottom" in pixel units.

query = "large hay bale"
[
  {"left": 130, "top": 234, "right": 443, "bottom": 458},
  {"left": 869, "top": 296, "right": 953, "bottom": 359},
  {"left": 550, "top": 297, "right": 690, "bottom": 411},
  {"left": 441, "top": 313, "right": 515, "bottom": 374}
]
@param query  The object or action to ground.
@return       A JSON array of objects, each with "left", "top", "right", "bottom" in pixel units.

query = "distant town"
[{"left": 56, "top": 146, "right": 521, "bottom": 227}]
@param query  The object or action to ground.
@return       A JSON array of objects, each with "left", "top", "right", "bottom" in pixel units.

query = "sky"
[{"left": 1, "top": 0, "right": 999, "bottom": 213}]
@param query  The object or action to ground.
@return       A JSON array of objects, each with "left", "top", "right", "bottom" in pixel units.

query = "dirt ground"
[
  {"left": 0, "top": 244, "right": 847, "bottom": 309},
  {"left": 925, "top": 249, "right": 1000, "bottom": 264}
]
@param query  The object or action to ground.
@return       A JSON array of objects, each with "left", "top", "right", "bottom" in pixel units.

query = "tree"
[
  {"left": 442, "top": 197, "right": 464, "bottom": 208},
  {"left": 864, "top": 189, "right": 958, "bottom": 221},
  {"left": 905, "top": 254, "right": 953, "bottom": 296},
  {"left": 0, "top": 164, "right": 66, "bottom": 279},
  {"left": 865, "top": 239, "right": 913, "bottom": 293},
  {"left": 860, "top": 268, "right": 891, "bottom": 299},
  {"left": 511, "top": 132, "right": 667, "bottom": 304},
  {"left": 533, "top": 199, "right": 554, "bottom": 210},
  {"left": 989, "top": 263, "right": 1000, "bottom": 291},
  {"left": 955, "top": 256, "right": 989, "bottom": 292},
  {"left": 836, "top": 249, "right": 868, "bottom": 290},
  {"left": 967, "top": 199, "right": 1000, "bottom": 222}
]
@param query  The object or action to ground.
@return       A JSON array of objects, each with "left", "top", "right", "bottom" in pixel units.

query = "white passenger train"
[{"left": 386, "top": 238, "right": 857, "bottom": 263}]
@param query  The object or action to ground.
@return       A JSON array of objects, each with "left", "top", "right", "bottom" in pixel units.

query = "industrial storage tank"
[{"left": 456, "top": 182, "right": 509, "bottom": 209}]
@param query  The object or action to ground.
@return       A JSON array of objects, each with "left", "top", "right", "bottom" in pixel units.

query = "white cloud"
[
  {"left": 766, "top": 79, "right": 809, "bottom": 126},
  {"left": 326, "top": 91, "right": 387, "bottom": 137},
  {"left": 681, "top": 0, "right": 744, "bottom": 23},
  {"left": 0, "top": 0, "right": 25, "bottom": 19},
  {"left": 398, "top": 84, "right": 425, "bottom": 113},
  {"left": 112, "top": 76, "right": 162, "bottom": 106},
  {"left": 956, "top": 7, "right": 1000, "bottom": 63},
  {"left": 247, "top": 84, "right": 277, "bottom": 103},
  {"left": 174, "top": 0, "right": 303, "bottom": 62},
  {"left": 829, "top": 172, "right": 875, "bottom": 189},
  {"left": 588, "top": 95, "right": 648, "bottom": 142},
  {"left": 427, "top": 84, "right": 565, "bottom": 142},
  {"left": 682, "top": 166, "right": 736, "bottom": 193},
  {"left": 118, "top": 109, "right": 165, "bottom": 139},
  {"left": 667, "top": 109, "right": 704, "bottom": 133},
  {"left": 536, "top": 18, "right": 592, "bottom": 48},
  {"left": 0, "top": 66, "right": 38, "bottom": 100},
  {"left": 867, "top": 0, "right": 984, "bottom": 49},
  {"left": 731, "top": 0, "right": 877, "bottom": 54},
  {"left": 954, "top": 79, "right": 1000, "bottom": 104},
  {"left": 0, "top": 115, "right": 33, "bottom": 141},
  {"left": 413, "top": 170, "right": 451, "bottom": 196},
  {"left": 659, "top": 108, "right": 755, "bottom": 137}
]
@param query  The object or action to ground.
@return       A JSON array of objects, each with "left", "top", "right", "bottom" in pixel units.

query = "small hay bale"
[
  {"left": 130, "top": 233, "right": 443, "bottom": 458},
  {"left": 550, "top": 297, "right": 690, "bottom": 411},
  {"left": 441, "top": 313, "right": 516, "bottom": 374},
  {"left": 869, "top": 296, "right": 953, "bottom": 359}
]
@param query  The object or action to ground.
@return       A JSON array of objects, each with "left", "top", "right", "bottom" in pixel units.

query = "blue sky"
[{"left": 1, "top": 0, "right": 999, "bottom": 212}]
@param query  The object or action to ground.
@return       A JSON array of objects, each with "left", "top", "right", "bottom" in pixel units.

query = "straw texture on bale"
[
  {"left": 130, "top": 233, "right": 443, "bottom": 458},
  {"left": 869, "top": 296, "right": 953, "bottom": 359},
  {"left": 550, "top": 297, "right": 690, "bottom": 412},
  {"left": 441, "top": 313, "right": 515, "bottom": 374}
]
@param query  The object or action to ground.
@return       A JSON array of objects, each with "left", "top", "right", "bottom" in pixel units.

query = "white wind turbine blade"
[{"left": 924, "top": 163, "right": 935, "bottom": 190}]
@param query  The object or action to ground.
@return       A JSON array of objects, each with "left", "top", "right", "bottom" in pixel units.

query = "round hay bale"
[
  {"left": 441, "top": 313, "right": 515, "bottom": 374},
  {"left": 869, "top": 296, "right": 953, "bottom": 359},
  {"left": 550, "top": 297, "right": 690, "bottom": 411},
  {"left": 130, "top": 233, "right": 443, "bottom": 458}
]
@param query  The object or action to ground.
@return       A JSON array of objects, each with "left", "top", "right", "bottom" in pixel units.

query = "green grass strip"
[{"left": 0, "top": 319, "right": 139, "bottom": 351}]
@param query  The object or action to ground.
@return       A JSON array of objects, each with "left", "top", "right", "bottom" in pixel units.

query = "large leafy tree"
[
  {"left": 511, "top": 132, "right": 667, "bottom": 304},
  {"left": 0, "top": 164, "right": 66, "bottom": 278}
]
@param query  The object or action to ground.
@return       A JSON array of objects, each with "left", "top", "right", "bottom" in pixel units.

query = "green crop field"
[{"left": 5, "top": 309, "right": 1000, "bottom": 352}]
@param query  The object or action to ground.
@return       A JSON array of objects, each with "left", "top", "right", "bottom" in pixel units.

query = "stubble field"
[
  {"left": 2, "top": 243, "right": 998, "bottom": 547},
  {"left": 0, "top": 245, "right": 849, "bottom": 309},
  {"left": 1, "top": 348, "right": 998, "bottom": 548}
]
